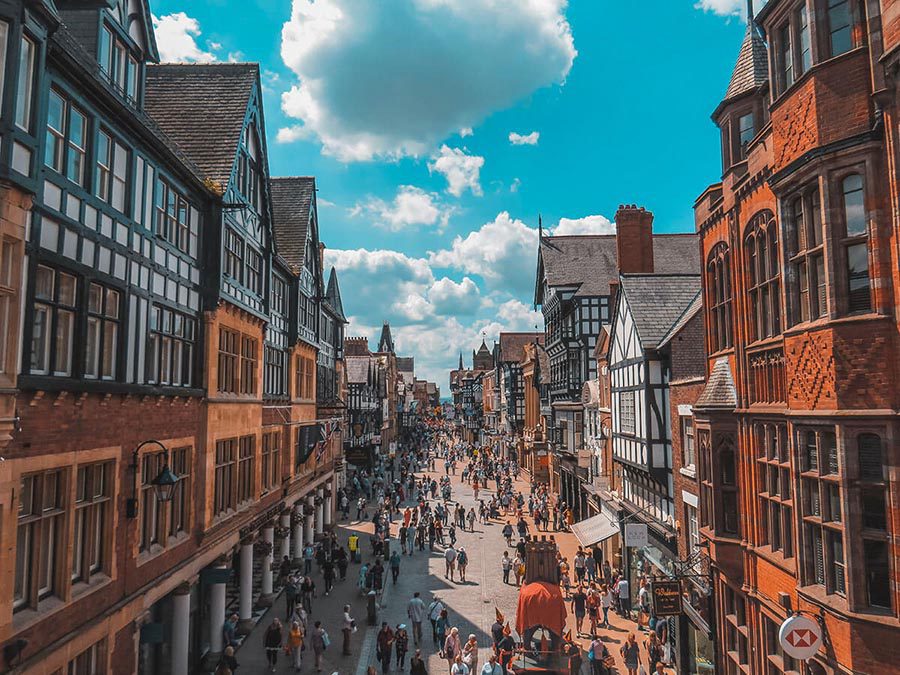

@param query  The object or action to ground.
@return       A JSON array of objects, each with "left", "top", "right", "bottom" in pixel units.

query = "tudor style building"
[
  {"left": 694, "top": 1, "right": 900, "bottom": 672},
  {"left": 534, "top": 207, "right": 700, "bottom": 521},
  {"left": 0, "top": 1, "right": 349, "bottom": 672}
]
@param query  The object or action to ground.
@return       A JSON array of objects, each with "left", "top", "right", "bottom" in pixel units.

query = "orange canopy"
[{"left": 515, "top": 581, "right": 568, "bottom": 636}]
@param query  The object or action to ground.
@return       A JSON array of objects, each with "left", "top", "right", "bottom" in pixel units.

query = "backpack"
[{"left": 457, "top": 550, "right": 467, "bottom": 565}]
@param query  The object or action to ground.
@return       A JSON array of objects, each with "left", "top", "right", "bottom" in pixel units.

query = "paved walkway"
[{"left": 233, "top": 458, "right": 674, "bottom": 674}]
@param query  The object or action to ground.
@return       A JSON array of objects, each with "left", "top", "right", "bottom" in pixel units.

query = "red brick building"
[{"left": 694, "top": 1, "right": 899, "bottom": 671}]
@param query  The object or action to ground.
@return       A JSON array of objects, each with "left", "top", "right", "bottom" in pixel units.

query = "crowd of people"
[{"left": 214, "top": 420, "right": 672, "bottom": 675}]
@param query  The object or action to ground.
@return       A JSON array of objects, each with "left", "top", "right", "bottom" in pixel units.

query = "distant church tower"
[{"left": 377, "top": 321, "right": 395, "bottom": 353}]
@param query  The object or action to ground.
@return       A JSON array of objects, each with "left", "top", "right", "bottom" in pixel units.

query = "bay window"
[
  {"left": 788, "top": 185, "right": 826, "bottom": 323},
  {"left": 827, "top": 0, "right": 864, "bottom": 58},
  {"left": 857, "top": 434, "right": 891, "bottom": 609},
  {"left": 745, "top": 211, "right": 781, "bottom": 341},
  {"left": 706, "top": 243, "right": 732, "bottom": 352}
]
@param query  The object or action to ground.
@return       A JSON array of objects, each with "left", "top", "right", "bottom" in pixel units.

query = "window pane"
[
  {"left": 843, "top": 174, "right": 866, "bottom": 236},
  {"left": 864, "top": 540, "right": 891, "bottom": 608},
  {"left": 15, "top": 35, "right": 36, "bottom": 130},
  {"left": 798, "top": 5, "right": 812, "bottom": 73},
  {"left": 0, "top": 22, "right": 8, "bottom": 102},
  {"left": 828, "top": 0, "right": 853, "bottom": 57},
  {"left": 846, "top": 242, "right": 871, "bottom": 312}
]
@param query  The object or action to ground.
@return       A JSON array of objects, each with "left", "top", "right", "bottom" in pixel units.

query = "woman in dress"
[
  {"left": 620, "top": 632, "right": 640, "bottom": 675},
  {"left": 444, "top": 626, "right": 462, "bottom": 672}
]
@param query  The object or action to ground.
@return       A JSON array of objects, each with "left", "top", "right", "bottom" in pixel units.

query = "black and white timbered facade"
[{"left": 609, "top": 274, "right": 701, "bottom": 527}]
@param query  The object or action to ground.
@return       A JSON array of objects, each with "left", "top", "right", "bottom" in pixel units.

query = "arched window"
[
  {"left": 706, "top": 244, "right": 732, "bottom": 353},
  {"left": 841, "top": 173, "right": 872, "bottom": 313},
  {"left": 745, "top": 211, "right": 781, "bottom": 341}
]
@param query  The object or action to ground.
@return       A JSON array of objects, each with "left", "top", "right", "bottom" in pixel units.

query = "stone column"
[
  {"left": 324, "top": 482, "right": 334, "bottom": 528},
  {"left": 208, "top": 565, "right": 227, "bottom": 658},
  {"left": 170, "top": 583, "right": 191, "bottom": 675},
  {"left": 259, "top": 524, "right": 275, "bottom": 607},
  {"left": 237, "top": 538, "right": 254, "bottom": 634},
  {"left": 316, "top": 487, "right": 325, "bottom": 536},
  {"left": 280, "top": 512, "right": 292, "bottom": 563},
  {"left": 292, "top": 504, "right": 304, "bottom": 559},
  {"left": 304, "top": 495, "right": 315, "bottom": 543}
]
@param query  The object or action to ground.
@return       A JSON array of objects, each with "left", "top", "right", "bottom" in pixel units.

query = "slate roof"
[
  {"left": 346, "top": 356, "right": 371, "bottom": 384},
  {"left": 723, "top": 21, "right": 768, "bottom": 102},
  {"left": 324, "top": 267, "right": 346, "bottom": 321},
  {"left": 657, "top": 292, "right": 703, "bottom": 349},
  {"left": 538, "top": 234, "right": 700, "bottom": 300},
  {"left": 619, "top": 274, "right": 702, "bottom": 350},
  {"left": 144, "top": 64, "right": 258, "bottom": 189},
  {"left": 270, "top": 177, "right": 316, "bottom": 270},
  {"left": 696, "top": 357, "right": 738, "bottom": 409},
  {"left": 499, "top": 332, "right": 544, "bottom": 364},
  {"left": 397, "top": 357, "right": 415, "bottom": 373}
]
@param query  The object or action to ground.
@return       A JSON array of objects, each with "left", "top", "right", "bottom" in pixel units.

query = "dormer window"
[{"left": 98, "top": 24, "right": 140, "bottom": 103}]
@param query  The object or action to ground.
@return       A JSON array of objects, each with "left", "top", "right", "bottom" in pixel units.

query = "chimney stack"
[{"left": 615, "top": 204, "right": 654, "bottom": 274}]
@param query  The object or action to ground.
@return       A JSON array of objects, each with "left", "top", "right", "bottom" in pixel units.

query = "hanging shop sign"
[
  {"left": 778, "top": 614, "right": 822, "bottom": 661},
  {"left": 650, "top": 580, "right": 683, "bottom": 616},
  {"left": 624, "top": 523, "right": 648, "bottom": 548}
]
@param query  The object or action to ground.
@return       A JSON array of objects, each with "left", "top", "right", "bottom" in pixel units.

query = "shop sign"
[
  {"left": 778, "top": 614, "right": 822, "bottom": 660},
  {"left": 650, "top": 580, "right": 682, "bottom": 616},
  {"left": 624, "top": 523, "right": 648, "bottom": 547}
]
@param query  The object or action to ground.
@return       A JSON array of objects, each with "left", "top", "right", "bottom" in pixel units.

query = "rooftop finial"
[
  {"left": 747, "top": 0, "right": 753, "bottom": 22},
  {"left": 538, "top": 214, "right": 543, "bottom": 239}
]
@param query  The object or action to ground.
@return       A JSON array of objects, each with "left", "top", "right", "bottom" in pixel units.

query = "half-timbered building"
[
  {"left": 534, "top": 206, "right": 699, "bottom": 520},
  {"left": 0, "top": 1, "right": 348, "bottom": 671}
]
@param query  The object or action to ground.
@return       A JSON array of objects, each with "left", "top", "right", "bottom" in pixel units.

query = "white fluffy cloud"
[
  {"left": 552, "top": 214, "right": 615, "bottom": 235},
  {"left": 428, "top": 277, "right": 481, "bottom": 315},
  {"left": 429, "top": 211, "right": 538, "bottom": 296},
  {"left": 152, "top": 13, "right": 218, "bottom": 63},
  {"left": 428, "top": 146, "right": 484, "bottom": 197},
  {"left": 694, "top": 0, "right": 745, "bottom": 17},
  {"left": 278, "top": 0, "right": 576, "bottom": 161},
  {"left": 350, "top": 186, "right": 452, "bottom": 232},
  {"left": 509, "top": 131, "right": 540, "bottom": 146}
]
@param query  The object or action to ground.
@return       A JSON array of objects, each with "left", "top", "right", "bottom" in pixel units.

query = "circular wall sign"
[{"left": 778, "top": 614, "right": 822, "bottom": 661}]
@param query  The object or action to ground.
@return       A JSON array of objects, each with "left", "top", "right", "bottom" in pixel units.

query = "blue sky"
[{"left": 151, "top": 0, "right": 750, "bottom": 387}]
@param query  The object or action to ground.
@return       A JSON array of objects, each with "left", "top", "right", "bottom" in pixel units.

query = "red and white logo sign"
[{"left": 778, "top": 615, "right": 822, "bottom": 661}]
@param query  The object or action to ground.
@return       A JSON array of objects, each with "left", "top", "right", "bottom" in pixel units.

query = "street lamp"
[{"left": 126, "top": 440, "right": 180, "bottom": 518}]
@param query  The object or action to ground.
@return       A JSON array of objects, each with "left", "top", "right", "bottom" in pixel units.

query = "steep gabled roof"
[
  {"left": 537, "top": 233, "right": 700, "bottom": 300},
  {"left": 324, "top": 266, "right": 346, "bottom": 322},
  {"left": 696, "top": 357, "right": 738, "bottom": 409},
  {"left": 144, "top": 63, "right": 258, "bottom": 188},
  {"left": 377, "top": 323, "right": 395, "bottom": 353},
  {"left": 721, "top": 19, "right": 768, "bottom": 105},
  {"left": 346, "top": 356, "right": 371, "bottom": 384},
  {"left": 620, "top": 274, "right": 702, "bottom": 350},
  {"left": 499, "top": 332, "right": 545, "bottom": 364},
  {"left": 657, "top": 292, "right": 703, "bottom": 349},
  {"left": 270, "top": 176, "right": 315, "bottom": 270}
]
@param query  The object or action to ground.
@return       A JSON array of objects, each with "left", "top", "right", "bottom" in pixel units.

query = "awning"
[{"left": 570, "top": 513, "right": 619, "bottom": 548}]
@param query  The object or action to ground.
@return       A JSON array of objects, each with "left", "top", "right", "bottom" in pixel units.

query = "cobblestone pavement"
[{"left": 235, "top": 459, "right": 674, "bottom": 674}]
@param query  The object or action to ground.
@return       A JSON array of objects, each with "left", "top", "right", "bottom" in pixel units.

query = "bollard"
[{"left": 367, "top": 590, "right": 378, "bottom": 625}]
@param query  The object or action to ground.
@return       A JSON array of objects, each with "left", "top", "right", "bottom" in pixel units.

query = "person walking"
[
  {"left": 311, "top": 621, "right": 327, "bottom": 673},
  {"left": 480, "top": 654, "right": 502, "bottom": 675},
  {"left": 342, "top": 604, "right": 355, "bottom": 656},
  {"left": 322, "top": 557, "right": 336, "bottom": 595},
  {"left": 620, "top": 633, "right": 640, "bottom": 675},
  {"left": 407, "top": 592, "right": 426, "bottom": 646},
  {"left": 303, "top": 543, "right": 315, "bottom": 575},
  {"left": 601, "top": 584, "right": 613, "bottom": 628},
  {"left": 410, "top": 649, "right": 428, "bottom": 675},
  {"left": 457, "top": 547, "right": 468, "bottom": 583},
  {"left": 444, "top": 544, "right": 458, "bottom": 582},
  {"left": 451, "top": 654, "right": 470, "bottom": 675},
  {"left": 444, "top": 627, "right": 462, "bottom": 671},
  {"left": 429, "top": 598, "right": 445, "bottom": 644},
  {"left": 395, "top": 624, "right": 410, "bottom": 670},
  {"left": 616, "top": 575, "right": 631, "bottom": 618},
  {"left": 348, "top": 533, "right": 360, "bottom": 563},
  {"left": 462, "top": 634, "right": 479, "bottom": 673},
  {"left": 222, "top": 613, "right": 239, "bottom": 649},
  {"left": 288, "top": 620, "right": 304, "bottom": 672},
  {"left": 217, "top": 646, "right": 239, "bottom": 675},
  {"left": 588, "top": 637, "right": 610, "bottom": 675},
  {"left": 571, "top": 584, "right": 587, "bottom": 637},
  {"left": 376, "top": 622, "right": 394, "bottom": 675},
  {"left": 436, "top": 610, "right": 449, "bottom": 657},
  {"left": 263, "top": 619, "right": 283, "bottom": 673},
  {"left": 644, "top": 630, "right": 663, "bottom": 672},
  {"left": 501, "top": 551, "right": 512, "bottom": 584},
  {"left": 502, "top": 521, "right": 513, "bottom": 546},
  {"left": 390, "top": 549, "right": 402, "bottom": 584}
]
